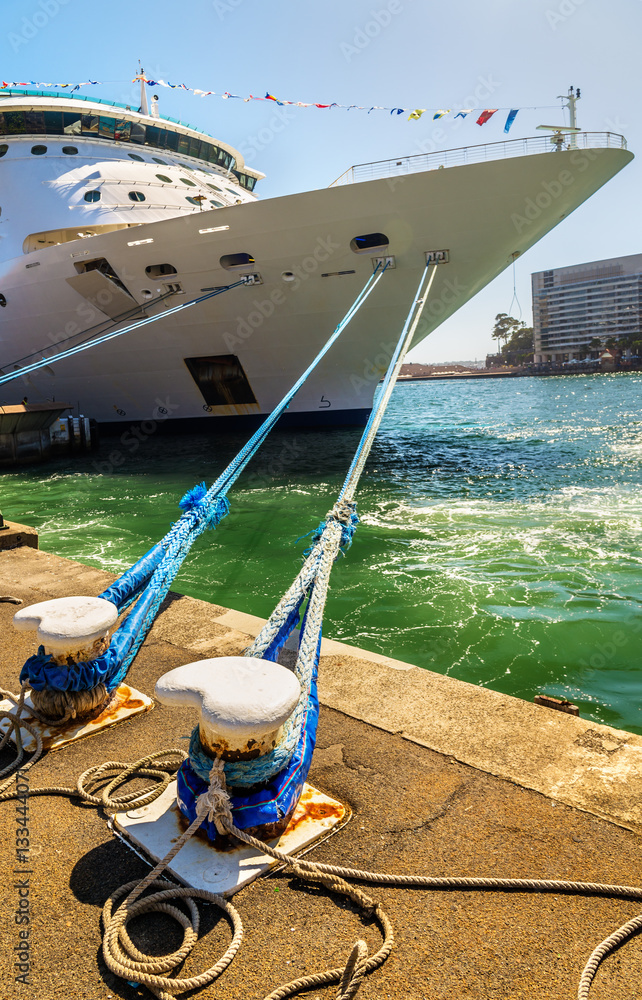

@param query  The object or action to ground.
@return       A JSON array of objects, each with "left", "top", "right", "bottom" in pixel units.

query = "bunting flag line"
[
  {"left": 0, "top": 79, "right": 559, "bottom": 128},
  {"left": 504, "top": 109, "right": 519, "bottom": 133},
  {"left": 476, "top": 109, "right": 498, "bottom": 126}
]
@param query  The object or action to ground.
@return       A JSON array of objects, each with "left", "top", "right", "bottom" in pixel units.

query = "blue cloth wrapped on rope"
[{"left": 20, "top": 492, "right": 230, "bottom": 693}]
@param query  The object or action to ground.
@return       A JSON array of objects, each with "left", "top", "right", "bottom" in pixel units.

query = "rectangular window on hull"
[
  {"left": 99, "top": 116, "right": 115, "bottom": 139},
  {"left": 81, "top": 114, "right": 99, "bottom": 135},
  {"left": 184, "top": 355, "right": 258, "bottom": 407},
  {"left": 24, "top": 110, "right": 45, "bottom": 133}
]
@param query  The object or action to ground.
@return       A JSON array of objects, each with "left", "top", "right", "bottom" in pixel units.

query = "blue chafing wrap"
[
  {"left": 176, "top": 659, "right": 319, "bottom": 832},
  {"left": 20, "top": 569, "right": 169, "bottom": 692},
  {"left": 20, "top": 576, "right": 154, "bottom": 692},
  {"left": 98, "top": 541, "right": 166, "bottom": 610},
  {"left": 20, "top": 491, "right": 231, "bottom": 694}
]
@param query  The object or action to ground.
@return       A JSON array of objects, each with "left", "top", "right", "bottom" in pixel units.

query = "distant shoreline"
[{"left": 397, "top": 365, "right": 642, "bottom": 382}]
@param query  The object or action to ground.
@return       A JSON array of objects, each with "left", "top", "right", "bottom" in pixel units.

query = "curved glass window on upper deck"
[{"left": 0, "top": 108, "right": 257, "bottom": 192}]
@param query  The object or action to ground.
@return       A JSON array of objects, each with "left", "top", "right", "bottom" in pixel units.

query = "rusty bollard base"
[
  {"left": 0, "top": 684, "right": 152, "bottom": 752},
  {"left": 113, "top": 780, "right": 350, "bottom": 897}
]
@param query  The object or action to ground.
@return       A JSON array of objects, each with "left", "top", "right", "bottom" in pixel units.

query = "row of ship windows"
[
  {"left": 0, "top": 109, "right": 257, "bottom": 190},
  {"left": 83, "top": 189, "right": 224, "bottom": 208},
  {"left": 0, "top": 142, "right": 232, "bottom": 193}
]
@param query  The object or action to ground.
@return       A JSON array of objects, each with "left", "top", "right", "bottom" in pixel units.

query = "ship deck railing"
[{"left": 329, "top": 131, "right": 628, "bottom": 186}]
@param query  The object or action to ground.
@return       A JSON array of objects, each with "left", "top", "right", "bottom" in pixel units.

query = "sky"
[{"left": 2, "top": 0, "right": 640, "bottom": 362}]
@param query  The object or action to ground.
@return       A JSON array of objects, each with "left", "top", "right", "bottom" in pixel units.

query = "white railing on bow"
[{"left": 329, "top": 132, "right": 628, "bottom": 186}]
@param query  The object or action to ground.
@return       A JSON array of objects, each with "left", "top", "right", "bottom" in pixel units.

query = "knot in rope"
[
  {"left": 302, "top": 500, "right": 359, "bottom": 559},
  {"left": 196, "top": 758, "right": 234, "bottom": 834},
  {"left": 0, "top": 683, "right": 43, "bottom": 795}
]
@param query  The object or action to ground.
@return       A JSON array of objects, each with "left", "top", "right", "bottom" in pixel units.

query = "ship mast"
[
  {"left": 558, "top": 85, "right": 580, "bottom": 145},
  {"left": 135, "top": 60, "right": 149, "bottom": 116}
]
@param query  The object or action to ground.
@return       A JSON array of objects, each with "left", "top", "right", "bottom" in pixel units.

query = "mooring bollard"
[
  {"left": 13, "top": 595, "right": 118, "bottom": 665},
  {"left": 156, "top": 656, "right": 301, "bottom": 839},
  {"left": 13, "top": 596, "right": 119, "bottom": 719}
]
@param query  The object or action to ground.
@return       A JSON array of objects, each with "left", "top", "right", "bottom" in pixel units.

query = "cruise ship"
[{"left": 0, "top": 85, "right": 633, "bottom": 429}]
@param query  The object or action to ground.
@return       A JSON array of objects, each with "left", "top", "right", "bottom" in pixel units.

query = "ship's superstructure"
[
  {"left": 0, "top": 91, "right": 261, "bottom": 260},
  {"left": 0, "top": 87, "right": 633, "bottom": 429}
]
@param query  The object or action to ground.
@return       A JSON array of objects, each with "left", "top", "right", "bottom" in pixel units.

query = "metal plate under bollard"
[
  {"left": 0, "top": 684, "right": 153, "bottom": 752},
  {"left": 114, "top": 781, "right": 350, "bottom": 897}
]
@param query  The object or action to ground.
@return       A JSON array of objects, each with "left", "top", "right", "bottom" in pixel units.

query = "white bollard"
[
  {"left": 13, "top": 596, "right": 118, "bottom": 666},
  {"left": 155, "top": 656, "right": 301, "bottom": 761}
]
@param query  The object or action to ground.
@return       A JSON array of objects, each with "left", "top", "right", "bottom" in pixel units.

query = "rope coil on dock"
[{"left": 3, "top": 750, "right": 640, "bottom": 999}]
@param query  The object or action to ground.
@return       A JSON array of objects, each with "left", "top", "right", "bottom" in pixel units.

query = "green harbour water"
[{"left": 2, "top": 373, "right": 641, "bottom": 735}]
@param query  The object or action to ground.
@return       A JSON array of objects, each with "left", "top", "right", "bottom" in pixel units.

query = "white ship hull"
[{"left": 0, "top": 137, "right": 632, "bottom": 428}]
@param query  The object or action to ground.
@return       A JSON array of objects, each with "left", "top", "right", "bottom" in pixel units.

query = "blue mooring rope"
[{"left": 19, "top": 265, "right": 389, "bottom": 695}]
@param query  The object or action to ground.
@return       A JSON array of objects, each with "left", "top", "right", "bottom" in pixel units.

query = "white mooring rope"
[{"left": 2, "top": 752, "right": 642, "bottom": 1000}]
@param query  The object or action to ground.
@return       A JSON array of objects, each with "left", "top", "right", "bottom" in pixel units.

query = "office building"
[{"left": 532, "top": 253, "right": 642, "bottom": 363}]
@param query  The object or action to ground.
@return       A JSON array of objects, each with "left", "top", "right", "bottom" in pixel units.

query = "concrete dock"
[{"left": 2, "top": 542, "right": 642, "bottom": 999}]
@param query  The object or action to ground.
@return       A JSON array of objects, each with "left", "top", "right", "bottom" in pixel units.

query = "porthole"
[
  {"left": 128, "top": 153, "right": 144, "bottom": 161},
  {"left": 152, "top": 157, "right": 167, "bottom": 165},
  {"left": 156, "top": 174, "right": 172, "bottom": 183},
  {"left": 180, "top": 178, "right": 196, "bottom": 187},
  {"left": 128, "top": 191, "right": 146, "bottom": 202},
  {"left": 220, "top": 252, "right": 256, "bottom": 271},
  {"left": 145, "top": 263, "right": 177, "bottom": 277},
  {"left": 0, "top": 144, "right": 9, "bottom": 157},
  {"left": 181, "top": 164, "right": 194, "bottom": 171},
  {"left": 0, "top": 294, "right": 6, "bottom": 307},
  {"left": 350, "top": 232, "right": 390, "bottom": 254},
  {"left": 62, "top": 145, "right": 78, "bottom": 155},
  {"left": 84, "top": 190, "right": 101, "bottom": 202},
  {"left": 207, "top": 183, "right": 222, "bottom": 192},
  {"left": 31, "top": 145, "right": 47, "bottom": 156},
  {"left": 186, "top": 196, "right": 201, "bottom": 206},
  {"left": 210, "top": 200, "right": 224, "bottom": 208},
  {"left": 141, "top": 289, "right": 153, "bottom": 299},
  {"left": 282, "top": 272, "right": 296, "bottom": 282}
]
